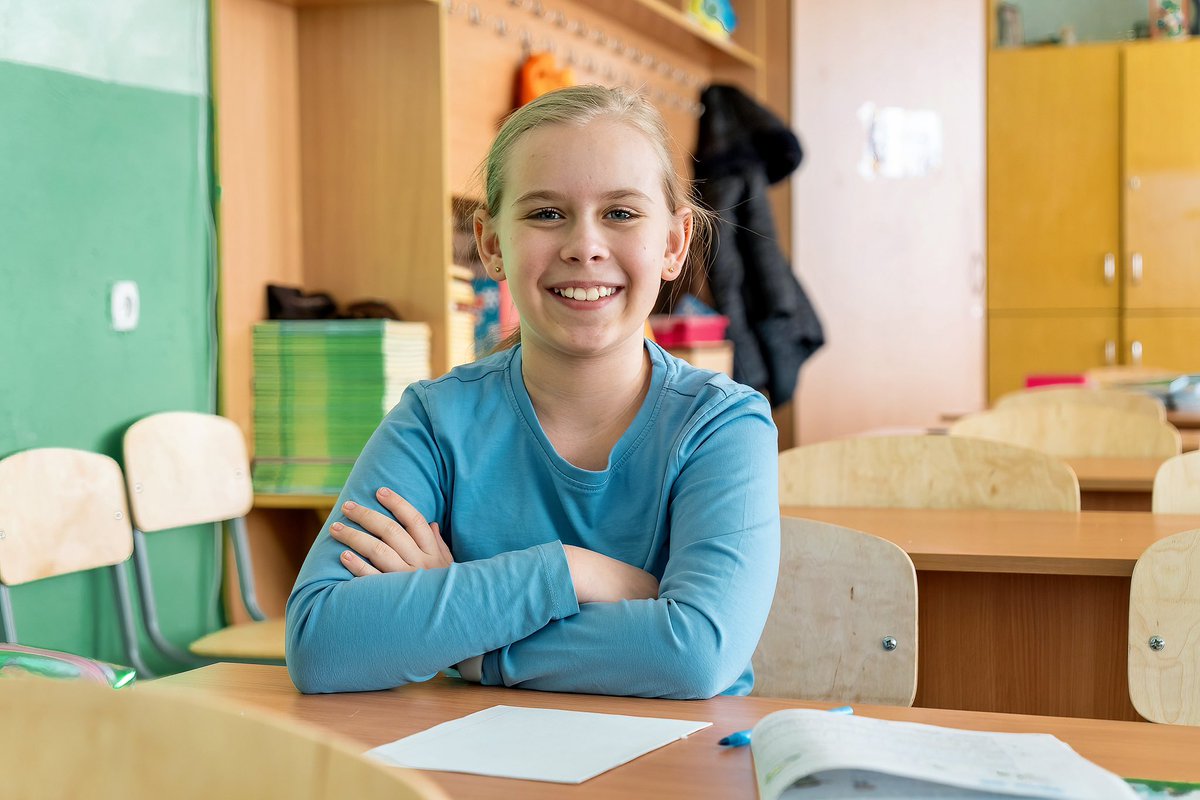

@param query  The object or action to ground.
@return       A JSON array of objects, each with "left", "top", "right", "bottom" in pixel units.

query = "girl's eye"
[
  {"left": 529, "top": 208, "right": 564, "bottom": 221},
  {"left": 606, "top": 208, "right": 638, "bottom": 221}
]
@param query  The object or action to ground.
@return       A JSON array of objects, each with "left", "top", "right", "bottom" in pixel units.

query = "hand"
[
  {"left": 561, "top": 545, "right": 659, "bottom": 604},
  {"left": 331, "top": 487, "right": 452, "bottom": 576}
]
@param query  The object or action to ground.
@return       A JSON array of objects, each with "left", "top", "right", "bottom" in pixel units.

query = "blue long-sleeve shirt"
[{"left": 285, "top": 341, "right": 780, "bottom": 698}]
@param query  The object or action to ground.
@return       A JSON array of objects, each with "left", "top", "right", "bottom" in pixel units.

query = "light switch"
[{"left": 110, "top": 280, "right": 140, "bottom": 332}]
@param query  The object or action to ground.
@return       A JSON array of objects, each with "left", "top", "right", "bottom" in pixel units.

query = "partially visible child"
[{"left": 286, "top": 85, "right": 780, "bottom": 698}]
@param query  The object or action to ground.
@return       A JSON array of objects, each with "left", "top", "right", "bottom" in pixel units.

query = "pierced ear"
[
  {"left": 474, "top": 209, "right": 505, "bottom": 280},
  {"left": 662, "top": 207, "right": 693, "bottom": 281}
]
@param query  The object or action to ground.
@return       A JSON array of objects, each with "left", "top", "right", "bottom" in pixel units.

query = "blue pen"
[{"left": 717, "top": 705, "right": 853, "bottom": 747}]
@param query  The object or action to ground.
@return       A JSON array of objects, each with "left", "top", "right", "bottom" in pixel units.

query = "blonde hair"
[{"left": 480, "top": 84, "right": 712, "bottom": 352}]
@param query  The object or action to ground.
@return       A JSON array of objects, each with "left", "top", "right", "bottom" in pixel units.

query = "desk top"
[
  {"left": 161, "top": 663, "right": 1200, "bottom": 797},
  {"left": 780, "top": 507, "right": 1200, "bottom": 576}
]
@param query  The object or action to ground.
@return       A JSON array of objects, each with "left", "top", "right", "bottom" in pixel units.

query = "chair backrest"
[
  {"left": 0, "top": 449, "right": 133, "bottom": 586},
  {"left": 0, "top": 677, "right": 447, "bottom": 799},
  {"left": 949, "top": 405, "right": 1182, "bottom": 459},
  {"left": 752, "top": 517, "right": 918, "bottom": 705},
  {"left": 1128, "top": 528, "right": 1200, "bottom": 726},
  {"left": 123, "top": 411, "right": 253, "bottom": 532},
  {"left": 778, "top": 435, "right": 1080, "bottom": 511},
  {"left": 995, "top": 386, "right": 1166, "bottom": 421},
  {"left": 1153, "top": 451, "right": 1200, "bottom": 514}
]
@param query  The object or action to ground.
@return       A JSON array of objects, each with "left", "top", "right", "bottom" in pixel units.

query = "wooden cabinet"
[
  {"left": 211, "top": 0, "right": 784, "bottom": 616},
  {"left": 987, "top": 40, "right": 1200, "bottom": 401}
]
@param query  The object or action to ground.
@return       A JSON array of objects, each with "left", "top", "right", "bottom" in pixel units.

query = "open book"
[{"left": 751, "top": 710, "right": 1137, "bottom": 799}]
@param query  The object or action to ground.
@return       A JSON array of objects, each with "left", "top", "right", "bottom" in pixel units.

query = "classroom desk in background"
[
  {"left": 782, "top": 506, "right": 1200, "bottom": 722},
  {"left": 1065, "top": 456, "right": 1163, "bottom": 512},
  {"left": 160, "top": 663, "right": 1200, "bottom": 798}
]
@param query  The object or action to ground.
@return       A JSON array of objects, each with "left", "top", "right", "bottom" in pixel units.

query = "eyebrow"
[{"left": 511, "top": 189, "right": 654, "bottom": 206}]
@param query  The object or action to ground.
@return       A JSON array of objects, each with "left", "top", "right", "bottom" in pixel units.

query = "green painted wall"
[{"left": 0, "top": 2, "right": 219, "bottom": 675}]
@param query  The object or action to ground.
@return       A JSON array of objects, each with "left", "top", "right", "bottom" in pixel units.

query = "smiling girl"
[{"left": 285, "top": 85, "right": 780, "bottom": 698}]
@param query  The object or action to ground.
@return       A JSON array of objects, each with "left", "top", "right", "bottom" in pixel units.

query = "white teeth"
[{"left": 554, "top": 286, "right": 615, "bottom": 301}]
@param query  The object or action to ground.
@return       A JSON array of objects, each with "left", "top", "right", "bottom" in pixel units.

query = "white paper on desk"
[{"left": 365, "top": 705, "right": 711, "bottom": 784}]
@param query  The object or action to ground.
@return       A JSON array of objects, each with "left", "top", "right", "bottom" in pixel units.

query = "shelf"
[
  {"left": 594, "top": 0, "right": 762, "bottom": 71},
  {"left": 254, "top": 493, "right": 338, "bottom": 511}
]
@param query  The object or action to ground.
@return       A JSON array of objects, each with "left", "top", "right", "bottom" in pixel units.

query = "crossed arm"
[{"left": 332, "top": 488, "right": 661, "bottom": 604}]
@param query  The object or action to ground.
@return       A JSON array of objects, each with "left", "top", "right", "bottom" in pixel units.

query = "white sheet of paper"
[{"left": 366, "top": 705, "right": 711, "bottom": 784}]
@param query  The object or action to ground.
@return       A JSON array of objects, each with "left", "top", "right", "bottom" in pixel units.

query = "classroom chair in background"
[
  {"left": 1128, "top": 528, "right": 1200, "bottom": 726},
  {"left": 0, "top": 676, "right": 447, "bottom": 799},
  {"left": 949, "top": 405, "right": 1182, "bottom": 459},
  {"left": 123, "top": 411, "right": 285, "bottom": 664},
  {"left": 1152, "top": 451, "right": 1200, "bottom": 514},
  {"left": 0, "top": 448, "right": 155, "bottom": 677},
  {"left": 994, "top": 386, "right": 1167, "bottom": 421},
  {"left": 778, "top": 435, "right": 1080, "bottom": 511},
  {"left": 752, "top": 517, "right": 918, "bottom": 706}
]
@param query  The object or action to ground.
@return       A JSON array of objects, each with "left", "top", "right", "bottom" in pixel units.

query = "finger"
[
  {"left": 340, "top": 501, "right": 425, "bottom": 565},
  {"left": 430, "top": 522, "right": 452, "bottom": 563},
  {"left": 331, "top": 520, "right": 412, "bottom": 572},
  {"left": 339, "top": 548, "right": 380, "bottom": 577},
  {"left": 376, "top": 488, "right": 440, "bottom": 555}
]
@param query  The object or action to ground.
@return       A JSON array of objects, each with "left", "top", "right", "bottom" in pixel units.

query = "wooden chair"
[
  {"left": 0, "top": 677, "right": 446, "bottom": 799},
  {"left": 995, "top": 386, "right": 1167, "bottom": 421},
  {"left": 949, "top": 405, "right": 1182, "bottom": 459},
  {"left": 1152, "top": 451, "right": 1200, "bottom": 514},
  {"left": 778, "top": 435, "right": 1080, "bottom": 511},
  {"left": 123, "top": 411, "right": 283, "bottom": 663},
  {"left": 1128, "top": 528, "right": 1200, "bottom": 726},
  {"left": 0, "top": 448, "right": 155, "bottom": 676},
  {"left": 752, "top": 517, "right": 918, "bottom": 705}
]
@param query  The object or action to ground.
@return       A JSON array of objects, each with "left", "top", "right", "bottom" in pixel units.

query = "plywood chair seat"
[
  {"left": 949, "top": 405, "right": 1182, "bottom": 459},
  {"left": 189, "top": 617, "right": 286, "bottom": 660},
  {"left": 753, "top": 517, "right": 918, "bottom": 705},
  {"left": 1128, "top": 528, "right": 1200, "bottom": 726},
  {"left": 0, "top": 677, "right": 446, "bottom": 799},
  {"left": 778, "top": 434, "right": 1080, "bottom": 511},
  {"left": 1153, "top": 451, "right": 1200, "bottom": 514},
  {"left": 995, "top": 386, "right": 1167, "bottom": 421}
]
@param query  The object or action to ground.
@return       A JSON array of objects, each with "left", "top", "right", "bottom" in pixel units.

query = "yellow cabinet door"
[
  {"left": 988, "top": 313, "right": 1119, "bottom": 403},
  {"left": 1122, "top": 314, "right": 1200, "bottom": 372},
  {"left": 1123, "top": 41, "right": 1200, "bottom": 312},
  {"left": 988, "top": 45, "right": 1120, "bottom": 311}
]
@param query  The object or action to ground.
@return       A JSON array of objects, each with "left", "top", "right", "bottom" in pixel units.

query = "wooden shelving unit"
[{"left": 211, "top": 0, "right": 786, "bottom": 609}]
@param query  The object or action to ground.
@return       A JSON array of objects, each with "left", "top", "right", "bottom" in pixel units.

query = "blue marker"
[{"left": 717, "top": 705, "right": 854, "bottom": 747}]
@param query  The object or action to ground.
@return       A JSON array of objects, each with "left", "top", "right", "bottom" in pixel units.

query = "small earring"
[{"left": 493, "top": 265, "right": 502, "bottom": 273}]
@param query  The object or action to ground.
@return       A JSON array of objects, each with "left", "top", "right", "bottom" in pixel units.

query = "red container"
[
  {"left": 1024, "top": 374, "right": 1087, "bottom": 389},
  {"left": 648, "top": 315, "right": 730, "bottom": 347}
]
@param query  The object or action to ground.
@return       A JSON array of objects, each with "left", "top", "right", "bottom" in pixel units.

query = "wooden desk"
[
  {"left": 781, "top": 507, "right": 1200, "bottom": 722},
  {"left": 1065, "top": 457, "right": 1164, "bottom": 511},
  {"left": 160, "top": 663, "right": 1200, "bottom": 797}
]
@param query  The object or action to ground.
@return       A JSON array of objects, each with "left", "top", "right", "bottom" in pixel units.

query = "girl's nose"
[{"left": 560, "top": 221, "right": 609, "bottom": 264}]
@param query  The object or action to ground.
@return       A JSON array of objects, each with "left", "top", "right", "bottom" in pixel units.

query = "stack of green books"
[{"left": 251, "top": 320, "right": 430, "bottom": 495}]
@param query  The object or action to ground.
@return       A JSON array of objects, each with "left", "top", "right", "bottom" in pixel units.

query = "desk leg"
[{"left": 914, "top": 571, "right": 1141, "bottom": 722}]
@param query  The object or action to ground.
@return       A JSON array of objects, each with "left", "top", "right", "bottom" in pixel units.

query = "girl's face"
[{"left": 475, "top": 120, "right": 691, "bottom": 361}]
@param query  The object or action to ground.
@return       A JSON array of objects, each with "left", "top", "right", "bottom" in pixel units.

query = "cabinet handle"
[
  {"left": 1104, "top": 253, "right": 1115, "bottom": 284},
  {"left": 1131, "top": 340, "right": 1143, "bottom": 365},
  {"left": 1105, "top": 339, "right": 1117, "bottom": 365},
  {"left": 1131, "top": 252, "right": 1143, "bottom": 286}
]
